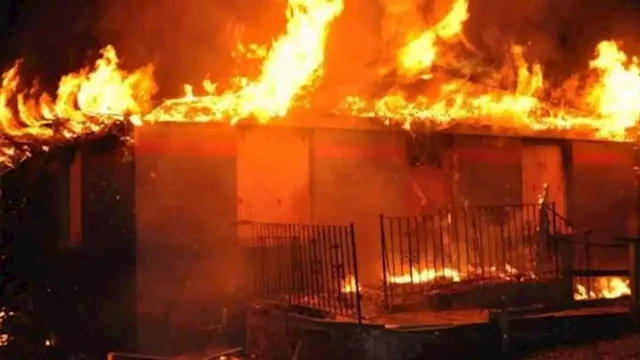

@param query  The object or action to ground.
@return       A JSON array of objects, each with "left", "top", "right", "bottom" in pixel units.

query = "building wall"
[
  {"left": 453, "top": 135, "right": 523, "bottom": 206},
  {"left": 1, "top": 150, "right": 71, "bottom": 345},
  {"left": 237, "top": 126, "right": 311, "bottom": 223},
  {"left": 567, "top": 140, "right": 636, "bottom": 269},
  {"left": 80, "top": 137, "right": 137, "bottom": 352},
  {"left": 133, "top": 123, "right": 240, "bottom": 355},
  {"left": 568, "top": 140, "right": 636, "bottom": 236},
  {"left": 406, "top": 133, "right": 454, "bottom": 213},
  {"left": 310, "top": 128, "right": 409, "bottom": 285},
  {"left": 0, "top": 142, "right": 135, "bottom": 356}
]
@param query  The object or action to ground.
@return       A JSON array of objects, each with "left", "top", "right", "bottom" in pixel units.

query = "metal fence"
[
  {"left": 380, "top": 203, "right": 565, "bottom": 308},
  {"left": 558, "top": 231, "right": 629, "bottom": 301},
  {"left": 241, "top": 222, "right": 362, "bottom": 321}
]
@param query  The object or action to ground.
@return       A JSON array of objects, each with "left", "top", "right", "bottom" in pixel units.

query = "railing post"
[
  {"left": 616, "top": 236, "right": 640, "bottom": 324},
  {"left": 379, "top": 215, "right": 389, "bottom": 311},
  {"left": 349, "top": 223, "right": 363, "bottom": 324},
  {"left": 629, "top": 239, "right": 640, "bottom": 324},
  {"left": 556, "top": 235, "right": 574, "bottom": 302}
]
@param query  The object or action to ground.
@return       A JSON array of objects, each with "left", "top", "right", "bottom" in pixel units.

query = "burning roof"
[{"left": 1, "top": 0, "right": 640, "bottom": 171}]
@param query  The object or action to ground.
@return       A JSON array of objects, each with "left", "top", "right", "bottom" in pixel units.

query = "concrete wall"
[
  {"left": 453, "top": 135, "right": 523, "bottom": 206},
  {"left": 568, "top": 140, "right": 636, "bottom": 236},
  {"left": 310, "top": 128, "right": 409, "bottom": 285},
  {"left": 237, "top": 126, "right": 311, "bottom": 223},
  {"left": 80, "top": 137, "right": 137, "bottom": 351},
  {"left": 134, "top": 123, "right": 240, "bottom": 354},
  {"left": 129, "top": 122, "right": 636, "bottom": 352},
  {"left": 567, "top": 140, "right": 636, "bottom": 269},
  {"left": 0, "top": 140, "right": 136, "bottom": 356}
]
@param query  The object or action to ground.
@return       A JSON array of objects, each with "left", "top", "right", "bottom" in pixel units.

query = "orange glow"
[{"left": 574, "top": 277, "right": 631, "bottom": 301}]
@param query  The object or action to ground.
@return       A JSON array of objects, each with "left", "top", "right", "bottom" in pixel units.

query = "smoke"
[{"left": 463, "top": 0, "right": 640, "bottom": 78}]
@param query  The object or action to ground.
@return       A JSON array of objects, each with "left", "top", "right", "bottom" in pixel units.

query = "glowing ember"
[
  {"left": 574, "top": 277, "right": 631, "bottom": 301},
  {"left": 0, "top": 309, "right": 13, "bottom": 347},
  {"left": 389, "top": 267, "right": 461, "bottom": 284}
]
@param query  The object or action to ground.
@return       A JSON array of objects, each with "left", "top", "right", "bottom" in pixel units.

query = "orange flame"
[
  {"left": 574, "top": 277, "right": 631, "bottom": 301},
  {"left": 0, "top": 0, "right": 640, "bottom": 169},
  {"left": 337, "top": 0, "right": 640, "bottom": 140},
  {"left": 340, "top": 275, "right": 361, "bottom": 293},
  {"left": 0, "top": 45, "right": 155, "bottom": 140},
  {"left": 397, "top": 0, "right": 469, "bottom": 78},
  {"left": 145, "top": 0, "right": 344, "bottom": 123}
]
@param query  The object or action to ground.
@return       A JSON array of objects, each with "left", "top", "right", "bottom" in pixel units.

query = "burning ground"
[{"left": 0, "top": 0, "right": 637, "bottom": 313}]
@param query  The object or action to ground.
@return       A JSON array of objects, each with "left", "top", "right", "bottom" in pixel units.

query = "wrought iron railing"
[
  {"left": 380, "top": 203, "right": 565, "bottom": 309},
  {"left": 543, "top": 206, "right": 630, "bottom": 301},
  {"left": 241, "top": 222, "right": 362, "bottom": 321}
]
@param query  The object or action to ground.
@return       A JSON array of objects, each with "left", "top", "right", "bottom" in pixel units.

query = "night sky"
[{"left": 0, "top": 0, "right": 102, "bottom": 89}]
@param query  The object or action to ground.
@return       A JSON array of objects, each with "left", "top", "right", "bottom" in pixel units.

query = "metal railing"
[
  {"left": 242, "top": 222, "right": 362, "bottom": 321},
  {"left": 542, "top": 206, "right": 630, "bottom": 302},
  {"left": 380, "top": 203, "right": 564, "bottom": 309}
]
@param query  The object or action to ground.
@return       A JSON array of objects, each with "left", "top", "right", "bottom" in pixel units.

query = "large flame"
[
  {"left": 145, "top": 0, "right": 344, "bottom": 123},
  {"left": 0, "top": 0, "right": 640, "bottom": 167},
  {"left": 337, "top": 0, "right": 640, "bottom": 140},
  {"left": 396, "top": 0, "right": 469, "bottom": 78},
  {"left": 574, "top": 277, "right": 631, "bottom": 301},
  {"left": 0, "top": 45, "right": 155, "bottom": 167}
]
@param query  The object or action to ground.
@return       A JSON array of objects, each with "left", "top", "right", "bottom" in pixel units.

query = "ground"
[{"left": 525, "top": 334, "right": 640, "bottom": 359}]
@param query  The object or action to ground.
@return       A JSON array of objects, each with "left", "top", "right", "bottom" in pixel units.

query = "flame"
[
  {"left": 0, "top": 0, "right": 639, "bottom": 168},
  {"left": 337, "top": 0, "right": 640, "bottom": 140},
  {"left": 0, "top": 45, "right": 155, "bottom": 167},
  {"left": 145, "top": 0, "right": 344, "bottom": 123},
  {"left": 397, "top": 0, "right": 469, "bottom": 78},
  {"left": 388, "top": 267, "right": 461, "bottom": 284},
  {"left": 387, "top": 264, "right": 533, "bottom": 286},
  {"left": 340, "top": 275, "right": 361, "bottom": 293},
  {"left": 574, "top": 277, "right": 631, "bottom": 301}
]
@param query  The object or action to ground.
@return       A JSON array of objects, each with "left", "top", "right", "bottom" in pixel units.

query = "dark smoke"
[{"left": 464, "top": 0, "right": 640, "bottom": 81}]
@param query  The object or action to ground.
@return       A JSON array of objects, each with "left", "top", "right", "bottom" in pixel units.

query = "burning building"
[{"left": 0, "top": 0, "right": 640, "bottom": 357}]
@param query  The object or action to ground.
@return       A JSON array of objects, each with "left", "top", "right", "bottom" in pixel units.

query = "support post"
[
  {"left": 616, "top": 236, "right": 640, "bottom": 324},
  {"left": 629, "top": 240, "right": 640, "bottom": 324},
  {"left": 556, "top": 235, "right": 574, "bottom": 302}
]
